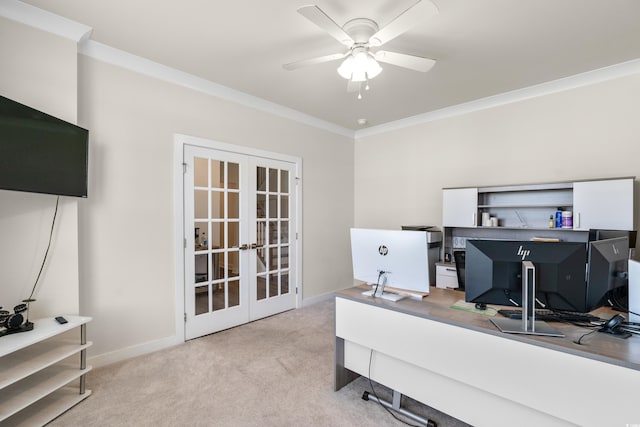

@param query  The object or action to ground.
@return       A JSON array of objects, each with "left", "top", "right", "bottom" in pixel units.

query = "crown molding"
[
  {"left": 1, "top": 1, "right": 353, "bottom": 139},
  {"left": 0, "top": 0, "right": 92, "bottom": 42},
  {"left": 355, "top": 58, "right": 640, "bottom": 139},
  {"left": 5, "top": 1, "right": 640, "bottom": 142},
  {"left": 79, "top": 41, "right": 355, "bottom": 139}
]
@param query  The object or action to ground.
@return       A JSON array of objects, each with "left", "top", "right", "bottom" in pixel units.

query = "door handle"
[{"left": 237, "top": 243, "right": 263, "bottom": 250}]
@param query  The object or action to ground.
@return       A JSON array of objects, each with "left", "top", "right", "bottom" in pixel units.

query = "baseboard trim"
[
  {"left": 90, "top": 295, "right": 334, "bottom": 367},
  {"left": 88, "top": 334, "right": 182, "bottom": 368},
  {"left": 302, "top": 291, "right": 335, "bottom": 307}
]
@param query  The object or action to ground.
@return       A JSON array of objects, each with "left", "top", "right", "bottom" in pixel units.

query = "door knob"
[
  {"left": 238, "top": 244, "right": 249, "bottom": 250},
  {"left": 250, "top": 243, "right": 263, "bottom": 249}
]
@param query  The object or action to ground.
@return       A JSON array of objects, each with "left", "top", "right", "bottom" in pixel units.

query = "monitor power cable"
[
  {"left": 372, "top": 270, "right": 386, "bottom": 297},
  {"left": 574, "top": 329, "right": 598, "bottom": 345},
  {"left": 606, "top": 288, "right": 628, "bottom": 312},
  {"left": 365, "top": 349, "right": 426, "bottom": 427}
]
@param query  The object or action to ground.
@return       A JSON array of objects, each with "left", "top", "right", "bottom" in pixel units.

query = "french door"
[{"left": 183, "top": 144, "right": 298, "bottom": 340}]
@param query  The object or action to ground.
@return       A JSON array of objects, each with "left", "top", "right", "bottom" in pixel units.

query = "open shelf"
[
  {"left": 1, "top": 386, "right": 92, "bottom": 427},
  {"left": 0, "top": 316, "right": 91, "bottom": 425}
]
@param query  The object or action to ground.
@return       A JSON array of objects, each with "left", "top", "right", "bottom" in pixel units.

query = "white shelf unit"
[
  {"left": 476, "top": 182, "right": 574, "bottom": 229},
  {"left": 0, "top": 315, "right": 92, "bottom": 426}
]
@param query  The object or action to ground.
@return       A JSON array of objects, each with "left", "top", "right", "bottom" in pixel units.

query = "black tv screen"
[{"left": 0, "top": 95, "right": 88, "bottom": 197}]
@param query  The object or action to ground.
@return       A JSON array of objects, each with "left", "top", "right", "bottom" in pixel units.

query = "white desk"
[{"left": 335, "top": 286, "right": 640, "bottom": 427}]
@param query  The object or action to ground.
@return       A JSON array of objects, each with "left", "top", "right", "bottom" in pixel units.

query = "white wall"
[
  {"left": 354, "top": 73, "right": 640, "bottom": 242},
  {"left": 0, "top": 17, "right": 80, "bottom": 319},
  {"left": 1, "top": 14, "right": 355, "bottom": 362},
  {"left": 76, "top": 56, "right": 354, "bottom": 360}
]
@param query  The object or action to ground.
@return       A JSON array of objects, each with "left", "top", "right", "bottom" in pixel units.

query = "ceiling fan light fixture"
[
  {"left": 337, "top": 52, "right": 383, "bottom": 82},
  {"left": 365, "top": 55, "right": 382, "bottom": 79},
  {"left": 353, "top": 50, "right": 369, "bottom": 67},
  {"left": 337, "top": 56, "right": 354, "bottom": 79},
  {"left": 351, "top": 69, "right": 367, "bottom": 82}
]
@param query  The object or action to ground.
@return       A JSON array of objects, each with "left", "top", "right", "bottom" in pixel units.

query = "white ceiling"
[{"left": 17, "top": 0, "right": 640, "bottom": 130}]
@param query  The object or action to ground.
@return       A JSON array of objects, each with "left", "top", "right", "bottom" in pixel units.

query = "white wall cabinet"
[
  {"left": 573, "top": 178, "right": 634, "bottom": 231},
  {"left": 441, "top": 177, "right": 635, "bottom": 256},
  {"left": 443, "top": 177, "right": 634, "bottom": 231},
  {"left": 442, "top": 187, "right": 478, "bottom": 227},
  {"left": 0, "top": 316, "right": 92, "bottom": 426}
]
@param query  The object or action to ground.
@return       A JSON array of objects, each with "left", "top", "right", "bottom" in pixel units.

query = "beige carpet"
[{"left": 50, "top": 299, "right": 469, "bottom": 427}]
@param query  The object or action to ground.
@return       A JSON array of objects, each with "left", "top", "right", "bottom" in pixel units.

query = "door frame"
[{"left": 174, "top": 133, "right": 303, "bottom": 342}]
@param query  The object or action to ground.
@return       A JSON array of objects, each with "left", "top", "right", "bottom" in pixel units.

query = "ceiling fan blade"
[
  {"left": 369, "top": 0, "right": 438, "bottom": 46},
  {"left": 283, "top": 52, "right": 347, "bottom": 71},
  {"left": 297, "top": 5, "right": 354, "bottom": 46},
  {"left": 347, "top": 80, "right": 361, "bottom": 93},
  {"left": 374, "top": 50, "right": 436, "bottom": 72}
]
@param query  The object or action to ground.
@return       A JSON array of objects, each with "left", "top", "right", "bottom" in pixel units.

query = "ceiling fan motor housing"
[{"left": 342, "top": 18, "right": 379, "bottom": 44}]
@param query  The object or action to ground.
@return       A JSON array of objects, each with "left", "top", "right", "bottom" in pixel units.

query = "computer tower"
[{"left": 401, "top": 226, "right": 442, "bottom": 286}]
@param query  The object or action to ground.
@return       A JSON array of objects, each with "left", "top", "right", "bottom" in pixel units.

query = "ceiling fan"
[{"left": 283, "top": 0, "right": 438, "bottom": 98}]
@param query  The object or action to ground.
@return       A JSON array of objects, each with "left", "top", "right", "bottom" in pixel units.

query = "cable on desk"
[
  {"left": 574, "top": 329, "right": 598, "bottom": 345},
  {"left": 605, "top": 287, "right": 629, "bottom": 313},
  {"left": 621, "top": 322, "right": 640, "bottom": 335}
]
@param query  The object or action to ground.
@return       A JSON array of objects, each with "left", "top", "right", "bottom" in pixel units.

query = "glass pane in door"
[
  {"left": 195, "top": 286, "right": 208, "bottom": 315},
  {"left": 255, "top": 166, "right": 291, "bottom": 301},
  {"left": 193, "top": 157, "right": 243, "bottom": 316}
]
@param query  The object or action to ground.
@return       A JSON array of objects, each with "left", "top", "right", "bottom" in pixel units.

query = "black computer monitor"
[
  {"left": 586, "top": 236, "right": 629, "bottom": 311},
  {"left": 465, "top": 240, "right": 588, "bottom": 312}
]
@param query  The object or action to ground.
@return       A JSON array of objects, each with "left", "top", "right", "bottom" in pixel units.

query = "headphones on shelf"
[
  {"left": 0, "top": 302, "right": 35, "bottom": 337},
  {"left": 0, "top": 303, "right": 28, "bottom": 329}
]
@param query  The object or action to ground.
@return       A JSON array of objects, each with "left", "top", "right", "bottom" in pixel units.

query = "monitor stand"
[
  {"left": 362, "top": 288, "right": 406, "bottom": 302},
  {"left": 490, "top": 261, "right": 564, "bottom": 337},
  {"left": 361, "top": 272, "right": 407, "bottom": 302}
]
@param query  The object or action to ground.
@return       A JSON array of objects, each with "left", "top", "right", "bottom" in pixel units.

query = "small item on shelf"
[
  {"left": 555, "top": 208, "right": 563, "bottom": 228},
  {"left": 482, "top": 212, "right": 491, "bottom": 227},
  {"left": 548, "top": 215, "right": 554, "bottom": 228},
  {"left": 531, "top": 237, "right": 561, "bottom": 242},
  {"left": 490, "top": 217, "right": 498, "bottom": 227},
  {"left": 562, "top": 211, "right": 573, "bottom": 229}
]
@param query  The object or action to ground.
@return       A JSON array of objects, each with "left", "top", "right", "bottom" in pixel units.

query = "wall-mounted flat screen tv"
[{"left": 0, "top": 95, "right": 88, "bottom": 198}]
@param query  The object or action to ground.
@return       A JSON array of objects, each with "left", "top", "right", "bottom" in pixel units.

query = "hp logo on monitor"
[
  {"left": 378, "top": 245, "right": 389, "bottom": 256},
  {"left": 517, "top": 245, "right": 531, "bottom": 260}
]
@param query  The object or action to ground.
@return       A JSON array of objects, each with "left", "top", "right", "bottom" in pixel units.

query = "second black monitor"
[{"left": 465, "top": 240, "right": 588, "bottom": 312}]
